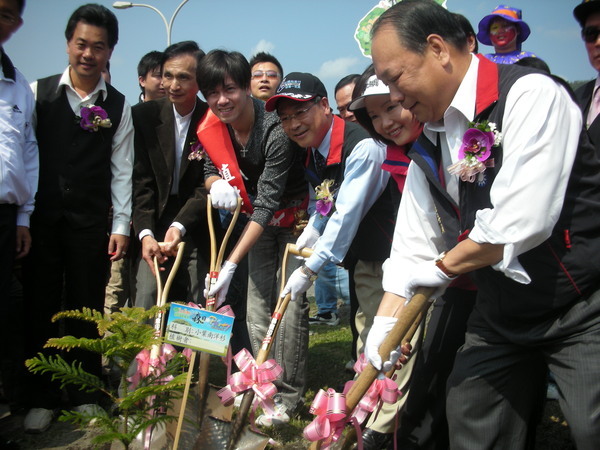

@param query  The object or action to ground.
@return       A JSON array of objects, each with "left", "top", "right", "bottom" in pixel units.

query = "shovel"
[
  {"left": 308, "top": 287, "right": 434, "bottom": 450},
  {"left": 220, "top": 243, "right": 313, "bottom": 450},
  {"left": 172, "top": 195, "right": 242, "bottom": 449},
  {"left": 139, "top": 241, "right": 186, "bottom": 449},
  {"left": 337, "top": 303, "right": 429, "bottom": 450}
]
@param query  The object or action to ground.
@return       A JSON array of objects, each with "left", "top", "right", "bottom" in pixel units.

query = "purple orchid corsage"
[
  {"left": 79, "top": 104, "right": 112, "bottom": 132},
  {"left": 447, "top": 120, "right": 501, "bottom": 183},
  {"left": 188, "top": 139, "right": 205, "bottom": 161},
  {"left": 315, "top": 179, "right": 335, "bottom": 217}
]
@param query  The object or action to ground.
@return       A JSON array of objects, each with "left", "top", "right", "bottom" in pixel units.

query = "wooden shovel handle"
[{"left": 309, "top": 287, "right": 434, "bottom": 450}]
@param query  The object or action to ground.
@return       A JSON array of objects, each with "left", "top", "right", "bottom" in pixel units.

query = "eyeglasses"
[
  {"left": 0, "top": 11, "right": 18, "bottom": 25},
  {"left": 582, "top": 26, "right": 600, "bottom": 43},
  {"left": 278, "top": 99, "right": 320, "bottom": 126},
  {"left": 252, "top": 70, "right": 280, "bottom": 79}
]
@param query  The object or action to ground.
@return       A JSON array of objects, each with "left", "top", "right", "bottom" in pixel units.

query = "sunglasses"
[
  {"left": 582, "top": 26, "right": 600, "bottom": 43},
  {"left": 252, "top": 70, "right": 280, "bottom": 79}
]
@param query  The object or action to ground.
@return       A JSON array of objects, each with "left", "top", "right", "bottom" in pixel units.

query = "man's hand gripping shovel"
[{"left": 308, "top": 287, "right": 434, "bottom": 450}]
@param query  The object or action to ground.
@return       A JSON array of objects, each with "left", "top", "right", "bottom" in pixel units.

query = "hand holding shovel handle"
[
  {"left": 309, "top": 287, "right": 434, "bottom": 450},
  {"left": 227, "top": 243, "right": 312, "bottom": 449},
  {"left": 173, "top": 196, "right": 242, "bottom": 450}
]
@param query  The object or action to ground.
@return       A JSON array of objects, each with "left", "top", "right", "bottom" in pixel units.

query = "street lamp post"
[{"left": 112, "top": 0, "right": 189, "bottom": 46}]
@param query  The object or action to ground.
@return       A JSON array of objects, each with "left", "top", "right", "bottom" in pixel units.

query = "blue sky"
[{"left": 6, "top": 0, "right": 593, "bottom": 105}]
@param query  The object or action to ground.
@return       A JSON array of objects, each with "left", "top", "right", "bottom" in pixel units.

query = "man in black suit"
[
  {"left": 132, "top": 41, "right": 213, "bottom": 309},
  {"left": 23, "top": 3, "right": 133, "bottom": 432},
  {"left": 574, "top": 0, "right": 600, "bottom": 144}
]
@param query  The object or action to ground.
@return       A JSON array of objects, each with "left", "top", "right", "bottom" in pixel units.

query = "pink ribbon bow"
[
  {"left": 217, "top": 348, "right": 282, "bottom": 412},
  {"left": 128, "top": 344, "right": 193, "bottom": 390},
  {"left": 348, "top": 354, "right": 402, "bottom": 425},
  {"left": 303, "top": 388, "right": 348, "bottom": 448}
]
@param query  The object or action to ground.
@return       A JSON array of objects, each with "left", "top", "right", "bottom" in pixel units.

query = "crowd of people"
[{"left": 2, "top": 0, "right": 600, "bottom": 448}]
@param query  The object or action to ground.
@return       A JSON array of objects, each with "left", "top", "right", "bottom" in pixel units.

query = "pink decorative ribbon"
[
  {"left": 348, "top": 354, "right": 402, "bottom": 425},
  {"left": 217, "top": 348, "right": 282, "bottom": 413},
  {"left": 304, "top": 388, "right": 348, "bottom": 448},
  {"left": 128, "top": 344, "right": 192, "bottom": 390}
]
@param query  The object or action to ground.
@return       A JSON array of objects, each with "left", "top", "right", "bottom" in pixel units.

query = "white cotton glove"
[
  {"left": 404, "top": 259, "right": 454, "bottom": 303},
  {"left": 364, "top": 316, "right": 401, "bottom": 371},
  {"left": 210, "top": 179, "right": 239, "bottom": 211},
  {"left": 295, "top": 226, "right": 320, "bottom": 252},
  {"left": 280, "top": 266, "right": 315, "bottom": 301},
  {"left": 204, "top": 260, "right": 237, "bottom": 308}
]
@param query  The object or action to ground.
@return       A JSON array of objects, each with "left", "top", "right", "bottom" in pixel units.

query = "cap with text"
[{"left": 265, "top": 72, "right": 327, "bottom": 112}]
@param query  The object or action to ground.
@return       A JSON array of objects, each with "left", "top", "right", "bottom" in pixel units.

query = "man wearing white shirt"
[
  {"left": 132, "top": 41, "right": 214, "bottom": 310},
  {"left": 0, "top": 0, "right": 38, "bottom": 426},
  {"left": 23, "top": 3, "right": 132, "bottom": 432},
  {"left": 365, "top": 1, "right": 600, "bottom": 448}
]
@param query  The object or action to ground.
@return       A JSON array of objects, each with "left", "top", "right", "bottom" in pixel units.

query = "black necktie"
[{"left": 314, "top": 149, "right": 326, "bottom": 178}]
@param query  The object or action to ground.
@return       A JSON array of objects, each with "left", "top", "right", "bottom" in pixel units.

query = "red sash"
[
  {"left": 475, "top": 54, "right": 499, "bottom": 116},
  {"left": 382, "top": 144, "right": 412, "bottom": 193},
  {"left": 196, "top": 109, "right": 253, "bottom": 215}
]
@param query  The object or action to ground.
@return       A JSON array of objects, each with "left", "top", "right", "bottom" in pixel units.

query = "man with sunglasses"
[
  {"left": 249, "top": 51, "right": 283, "bottom": 101},
  {"left": 575, "top": 0, "right": 600, "bottom": 137}
]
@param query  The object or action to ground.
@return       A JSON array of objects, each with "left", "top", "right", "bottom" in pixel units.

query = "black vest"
[
  {"left": 34, "top": 74, "right": 124, "bottom": 229},
  {"left": 306, "top": 120, "right": 399, "bottom": 262},
  {"left": 413, "top": 64, "right": 600, "bottom": 323}
]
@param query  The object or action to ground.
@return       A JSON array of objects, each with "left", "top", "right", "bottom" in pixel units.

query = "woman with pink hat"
[{"left": 477, "top": 5, "right": 538, "bottom": 64}]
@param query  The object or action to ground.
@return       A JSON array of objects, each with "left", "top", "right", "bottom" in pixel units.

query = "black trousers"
[
  {"left": 394, "top": 287, "right": 476, "bottom": 450},
  {"left": 23, "top": 217, "right": 109, "bottom": 408}
]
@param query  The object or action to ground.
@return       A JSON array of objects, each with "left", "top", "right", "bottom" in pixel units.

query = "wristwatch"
[
  {"left": 299, "top": 264, "right": 318, "bottom": 282},
  {"left": 434, "top": 252, "right": 458, "bottom": 279}
]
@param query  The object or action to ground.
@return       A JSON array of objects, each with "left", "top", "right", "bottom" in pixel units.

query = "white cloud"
[
  {"left": 316, "top": 57, "right": 361, "bottom": 81},
  {"left": 250, "top": 39, "right": 275, "bottom": 56}
]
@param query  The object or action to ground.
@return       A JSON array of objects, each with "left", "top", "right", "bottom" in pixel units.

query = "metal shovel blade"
[
  {"left": 196, "top": 416, "right": 269, "bottom": 450},
  {"left": 167, "top": 384, "right": 233, "bottom": 448}
]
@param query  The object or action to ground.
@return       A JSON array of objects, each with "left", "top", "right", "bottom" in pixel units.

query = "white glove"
[
  {"left": 204, "top": 260, "right": 237, "bottom": 308},
  {"left": 295, "top": 226, "right": 320, "bottom": 252},
  {"left": 210, "top": 179, "right": 239, "bottom": 211},
  {"left": 364, "top": 316, "right": 400, "bottom": 371},
  {"left": 404, "top": 259, "right": 454, "bottom": 303},
  {"left": 280, "top": 266, "right": 315, "bottom": 301}
]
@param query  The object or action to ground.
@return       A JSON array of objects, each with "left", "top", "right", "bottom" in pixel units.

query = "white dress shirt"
[
  {"left": 31, "top": 67, "right": 134, "bottom": 236},
  {"left": 305, "top": 121, "right": 389, "bottom": 273},
  {"left": 382, "top": 55, "right": 582, "bottom": 297},
  {"left": 0, "top": 53, "right": 38, "bottom": 227}
]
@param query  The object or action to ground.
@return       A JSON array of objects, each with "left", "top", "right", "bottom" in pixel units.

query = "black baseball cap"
[
  {"left": 574, "top": 0, "right": 600, "bottom": 27},
  {"left": 265, "top": 72, "right": 328, "bottom": 112}
]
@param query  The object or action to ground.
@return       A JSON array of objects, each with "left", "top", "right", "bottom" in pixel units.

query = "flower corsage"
[
  {"left": 188, "top": 138, "right": 205, "bottom": 161},
  {"left": 315, "top": 179, "right": 335, "bottom": 217},
  {"left": 447, "top": 120, "right": 501, "bottom": 183},
  {"left": 78, "top": 104, "right": 112, "bottom": 132}
]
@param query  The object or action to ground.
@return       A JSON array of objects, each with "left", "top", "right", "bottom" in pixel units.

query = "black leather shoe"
[{"left": 361, "top": 428, "right": 393, "bottom": 449}]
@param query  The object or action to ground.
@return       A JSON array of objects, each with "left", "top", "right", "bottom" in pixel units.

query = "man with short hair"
[
  {"left": 268, "top": 73, "right": 401, "bottom": 446},
  {"left": 196, "top": 50, "right": 307, "bottom": 426},
  {"left": 365, "top": 1, "right": 600, "bottom": 448},
  {"left": 249, "top": 51, "right": 283, "bottom": 101},
  {"left": 132, "top": 41, "right": 213, "bottom": 311},
  {"left": 333, "top": 73, "right": 360, "bottom": 122},
  {"left": 24, "top": 3, "right": 133, "bottom": 432},
  {"left": 137, "top": 50, "right": 165, "bottom": 103}
]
